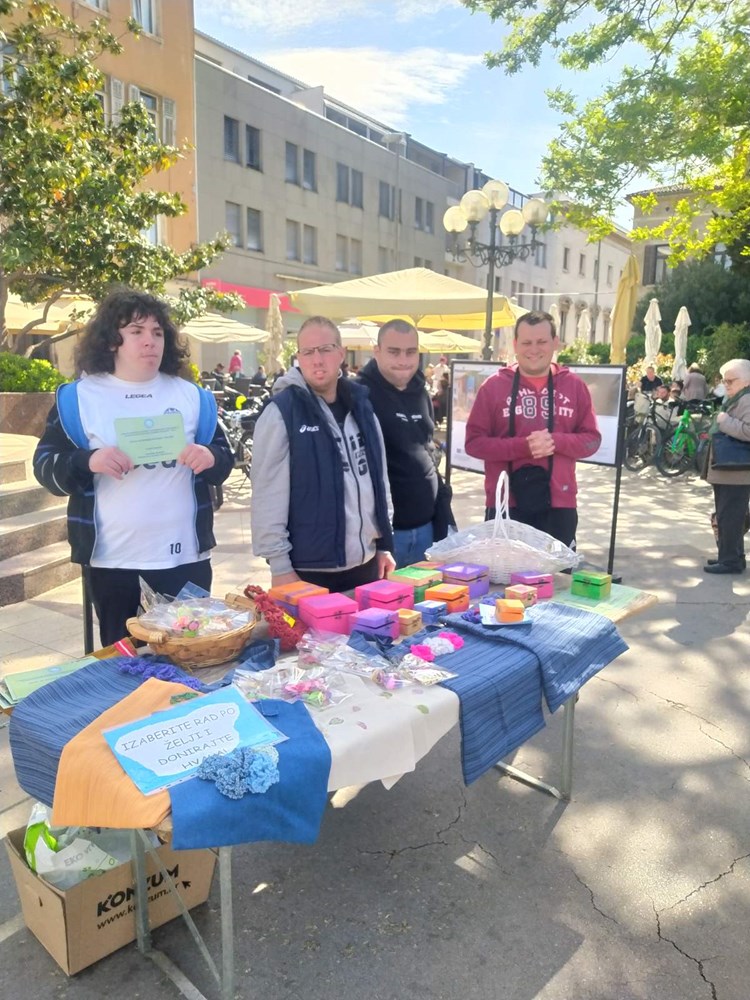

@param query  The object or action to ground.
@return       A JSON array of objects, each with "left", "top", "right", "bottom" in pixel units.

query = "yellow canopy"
[
  {"left": 180, "top": 313, "right": 268, "bottom": 344},
  {"left": 4, "top": 293, "right": 95, "bottom": 334},
  {"left": 289, "top": 267, "right": 522, "bottom": 329},
  {"left": 609, "top": 255, "right": 640, "bottom": 364},
  {"left": 417, "top": 329, "right": 482, "bottom": 353}
]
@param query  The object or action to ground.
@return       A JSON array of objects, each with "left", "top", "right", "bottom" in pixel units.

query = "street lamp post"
[{"left": 443, "top": 180, "right": 548, "bottom": 360}]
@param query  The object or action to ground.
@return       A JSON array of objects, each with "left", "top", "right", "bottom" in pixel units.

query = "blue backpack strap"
[
  {"left": 195, "top": 385, "right": 218, "bottom": 444},
  {"left": 56, "top": 381, "right": 88, "bottom": 448}
]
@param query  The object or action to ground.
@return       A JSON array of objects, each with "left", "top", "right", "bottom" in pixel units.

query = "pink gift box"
[
  {"left": 441, "top": 562, "right": 490, "bottom": 598},
  {"left": 352, "top": 607, "right": 400, "bottom": 639},
  {"left": 297, "top": 593, "right": 359, "bottom": 634},
  {"left": 354, "top": 579, "right": 414, "bottom": 611},
  {"left": 509, "top": 572, "right": 554, "bottom": 599}
]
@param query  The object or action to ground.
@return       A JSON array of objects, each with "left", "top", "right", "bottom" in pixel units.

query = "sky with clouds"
[{"left": 193, "top": 0, "right": 631, "bottom": 223}]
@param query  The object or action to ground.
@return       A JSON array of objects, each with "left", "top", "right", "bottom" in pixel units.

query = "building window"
[
  {"left": 0, "top": 43, "right": 16, "bottom": 96},
  {"left": 379, "top": 181, "right": 394, "bottom": 219},
  {"left": 351, "top": 238, "right": 362, "bottom": 275},
  {"left": 351, "top": 169, "right": 363, "bottom": 209},
  {"left": 286, "top": 220, "right": 300, "bottom": 261},
  {"left": 378, "top": 246, "right": 390, "bottom": 272},
  {"left": 415, "top": 197, "right": 424, "bottom": 230},
  {"left": 132, "top": 0, "right": 156, "bottom": 35},
  {"left": 245, "top": 125, "right": 261, "bottom": 170},
  {"left": 494, "top": 276, "right": 502, "bottom": 293},
  {"left": 606, "top": 264, "right": 613, "bottom": 286},
  {"left": 223, "top": 116, "right": 240, "bottom": 163},
  {"left": 593, "top": 258, "right": 599, "bottom": 282},
  {"left": 139, "top": 89, "right": 158, "bottom": 139},
  {"left": 335, "top": 234, "right": 348, "bottom": 272},
  {"left": 225, "top": 202, "right": 242, "bottom": 247},
  {"left": 82, "top": 0, "right": 108, "bottom": 7},
  {"left": 246, "top": 208, "right": 262, "bottom": 252},
  {"left": 642, "top": 243, "right": 671, "bottom": 285},
  {"left": 302, "top": 149, "right": 316, "bottom": 191},
  {"left": 303, "top": 224, "right": 317, "bottom": 265},
  {"left": 517, "top": 282, "right": 525, "bottom": 306},
  {"left": 336, "top": 163, "right": 349, "bottom": 203},
  {"left": 425, "top": 201, "right": 434, "bottom": 234},
  {"left": 562, "top": 247, "right": 570, "bottom": 272},
  {"left": 414, "top": 257, "right": 423, "bottom": 268},
  {"left": 578, "top": 253, "right": 586, "bottom": 277},
  {"left": 141, "top": 218, "right": 159, "bottom": 245},
  {"left": 534, "top": 242, "right": 547, "bottom": 268},
  {"left": 424, "top": 259, "right": 432, "bottom": 270},
  {"left": 285, "top": 142, "right": 299, "bottom": 184}
]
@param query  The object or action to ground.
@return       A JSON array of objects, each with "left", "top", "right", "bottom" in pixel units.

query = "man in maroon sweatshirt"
[{"left": 465, "top": 311, "right": 601, "bottom": 547}]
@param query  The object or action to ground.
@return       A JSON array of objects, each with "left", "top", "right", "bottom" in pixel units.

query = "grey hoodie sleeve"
[{"left": 249, "top": 403, "right": 294, "bottom": 576}]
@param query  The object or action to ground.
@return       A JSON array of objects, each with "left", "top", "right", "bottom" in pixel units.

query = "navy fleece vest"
[{"left": 273, "top": 380, "right": 393, "bottom": 569}]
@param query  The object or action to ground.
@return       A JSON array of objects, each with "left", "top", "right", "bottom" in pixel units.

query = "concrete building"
[{"left": 59, "top": 0, "right": 198, "bottom": 255}]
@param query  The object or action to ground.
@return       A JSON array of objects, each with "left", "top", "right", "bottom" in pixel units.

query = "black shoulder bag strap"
[{"left": 508, "top": 368, "right": 554, "bottom": 474}]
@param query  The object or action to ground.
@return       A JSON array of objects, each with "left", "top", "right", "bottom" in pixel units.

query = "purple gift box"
[
  {"left": 352, "top": 607, "right": 400, "bottom": 640},
  {"left": 441, "top": 562, "right": 490, "bottom": 598},
  {"left": 508, "top": 571, "right": 554, "bottom": 599}
]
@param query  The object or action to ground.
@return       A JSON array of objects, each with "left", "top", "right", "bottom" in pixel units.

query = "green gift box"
[
  {"left": 388, "top": 567, "right": 441, "bottom": 603},
  {"left": 571, "top": 570, "right": 612, "bottom": 600}
]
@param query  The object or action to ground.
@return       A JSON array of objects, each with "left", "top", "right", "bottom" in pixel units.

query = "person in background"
[
  {"left": 357, "top": 319, "right": 443, "bottom": 567},
  {"left": 669, "top": 379, "right": 684, "bottom": 402},
  {"left": 33, "top": 289, "right": 233, "bottom": 646},
  {"left": 683, "top": 363, "right": 709, "bottom": 401},
  {"left": 465, "top": 310, "right": 601, "bottom": 548},
  {"left": 228, "top": 350, "right": 243, "bottom": 379},
  {"left": 640, "top": 365, "right": 663, "bottom": 395},
  {"left": 210, "top": 362, "right": 227, "bottom": 388},
  {"left": 250, "top": 364, "right": 267, "bottom": 386},
  {"left": 432, "top": 373, "right": 451, "bottom": 426},
  {"left": 251, "top": 316, "right": 395, "bottom": 590},
  {"left": 701, "top": 359, "right": 750, "bottom": 574},
  {"left": 431, "top": 355, "right": 450, "bottom": 394}
]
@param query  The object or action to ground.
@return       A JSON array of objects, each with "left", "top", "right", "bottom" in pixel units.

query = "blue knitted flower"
[{"left": 197, "top": 746, "right": 280, "bottom": 799}]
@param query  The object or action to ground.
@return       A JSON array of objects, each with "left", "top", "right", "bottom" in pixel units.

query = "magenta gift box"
[
  {"left": 297, "top": 593, "right": 358, "bottom": 634},
  {"left": 508, "top": 571, "right": 554, "bottom": 599},
  {"left": 352, "top": 607, "right": 400, "bottom": 640},
  {"left": 354, "top": 579, "right": 414, "bottom": 612},
  {"left": 440, "top": 562, "right": 490, "bottom": 598}
]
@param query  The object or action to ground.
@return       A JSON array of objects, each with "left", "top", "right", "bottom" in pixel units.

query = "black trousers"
[
  {"left": 485, "top": 506, "right": 578, "bottom": 549},
  {"left": 296, "top": 556, "right": 379, "bottom": 593},
  {"left": 713, "top": 484, "right": 750, "bottom": 567},
  {"left": 87, "top": 560, "right": 213, "bottom": 647}
]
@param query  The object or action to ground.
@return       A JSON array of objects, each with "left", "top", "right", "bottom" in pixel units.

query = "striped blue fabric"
[{"left": 433, "top": 603, "right": 628, "bottom": 784}]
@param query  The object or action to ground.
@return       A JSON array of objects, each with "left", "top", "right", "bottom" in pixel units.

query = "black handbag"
[
  {"left": 432, "top": 473, "right": 456, "bottom": 542},
  {"left": 508, "top": 370, "right": 554, "bottom": 515},
  {"left": 710, "top": 431, "right": 750, "bottom": 470}
]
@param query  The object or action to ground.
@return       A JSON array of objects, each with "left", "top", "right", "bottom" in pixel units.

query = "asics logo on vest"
[{"left": 298, "top": 424, "right": 320, "bottom": 433}]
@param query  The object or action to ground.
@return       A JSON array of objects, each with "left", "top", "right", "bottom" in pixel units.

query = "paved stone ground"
[{"left": 1, "top": 446, "right": 749, "bottom": 1000}]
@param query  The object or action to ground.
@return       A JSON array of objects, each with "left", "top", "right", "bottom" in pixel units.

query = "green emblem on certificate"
[{"left": 114, "top": 413, "right": 186, "bottom": 464}]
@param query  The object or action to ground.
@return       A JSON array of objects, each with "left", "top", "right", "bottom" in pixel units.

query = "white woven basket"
[{"left": 426, "top": 471, "right": 581, "bottom": 584}]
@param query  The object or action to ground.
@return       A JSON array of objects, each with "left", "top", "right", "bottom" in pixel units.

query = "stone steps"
[
  {"left": 0, "top": 506, "right": 69, "bottom": 561},
  {"left": 0, "top": 540, "right": 80, "bottom": 606}
]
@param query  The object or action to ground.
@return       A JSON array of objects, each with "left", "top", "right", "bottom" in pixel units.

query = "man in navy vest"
[{"left": 251, "top": 316, "right": 395, "bottom": 591}]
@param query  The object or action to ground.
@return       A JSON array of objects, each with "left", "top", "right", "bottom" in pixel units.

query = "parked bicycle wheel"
[
  {"left": 656, "top": 429, "right": 698, "bottom": 477},
  {"left": 237, "top": 431, "right": 253, "bottom": 478},
  {"left": 624, "top": 423, "right": 661, "bottom": 472}
]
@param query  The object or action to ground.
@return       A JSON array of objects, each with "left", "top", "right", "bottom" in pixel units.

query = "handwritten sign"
[{"left": 103, "top": 688, "right": 286, "bottom": 795}]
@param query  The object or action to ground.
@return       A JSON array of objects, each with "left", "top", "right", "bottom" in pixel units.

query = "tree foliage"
[
  {"left": 0, "top": 0, "right": 242, "bottom": 351},
  {"left": 463, "top": 1, "right": 750, "bottom": 260},
  {"left": 632, "top": 259, "right": 750, "bottom": 336}
]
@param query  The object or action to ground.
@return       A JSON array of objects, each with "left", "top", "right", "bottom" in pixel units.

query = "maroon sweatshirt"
[{"left": 465, "top": 363, "right": 601, "bottom": 508}]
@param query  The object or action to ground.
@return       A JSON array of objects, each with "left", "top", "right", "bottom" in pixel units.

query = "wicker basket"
[{"left": 126, "top": 594, "right": 258, "bottom": 669}]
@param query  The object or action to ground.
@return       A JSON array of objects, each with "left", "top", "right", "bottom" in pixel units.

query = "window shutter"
[
  {"left": 128, "top": 83, "right": 141, "bottom": 105},
  {"left": 642, "top": 245, "right": 657, "bottom": 285},
  {"left": 162, "top": 97, "right": 176, "bottom": 145},
  {"left": 110, "top": 77, "right": 124, "bottom": 123}
]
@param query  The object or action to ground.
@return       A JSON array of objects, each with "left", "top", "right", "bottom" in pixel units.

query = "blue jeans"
[{"left": 393, "top": 522, "right": 434, "bottom": 569}]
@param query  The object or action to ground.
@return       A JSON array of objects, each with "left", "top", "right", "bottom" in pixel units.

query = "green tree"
[
  {"left": 463, "top": 1, "right": 750, "bottom": 261},
  {"left": 632, "top": 259, "right": 750, "bottom": 336},
  {"left": 0, "top": 0, "right": 242, "bottom": 352}
]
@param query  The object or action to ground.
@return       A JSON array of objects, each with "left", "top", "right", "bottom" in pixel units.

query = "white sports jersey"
[{"left": 77, "top": 373, "right": 207, "bottom": 569}]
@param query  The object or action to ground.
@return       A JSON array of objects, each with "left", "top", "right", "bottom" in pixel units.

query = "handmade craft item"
[
  {"left": 243, "top": 585, "right": 307, "bottom": 651},
  {"left": 504, "top": 584, "right": 538, "bottom": 607},
  {"left": 413, "top": 599, "right": 447, "bottom": 625},
  {"left": 440, "top": 562, "right": 490, "bottom": 598},
  {"left": 398, "top": 608, "right": 423, "bottom": 636},
  {"left": 352, "top": 608, "right": 400, "bottom": 640},
  {"left": 423, "top": 583, "right": 470, "bottom": 614},
  {"left": 354, "top": 579, "right": 414, "bottom": 611},
  {"left": 570, "top": 571, "right": 612, "bottom": 600},
  {"left": 509, "top": 571, "right": 554, "bottom": 599},
  {"left": 268, "top": 581, "right": 329, "bottom": 617},
  {"left": 495, "top": 598, "right": 525, "bottom": 623},
  {"left": 297, "top": 593, "right": 359, "bottom": 635}
]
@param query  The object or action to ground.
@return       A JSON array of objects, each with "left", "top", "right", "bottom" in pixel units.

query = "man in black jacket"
[{"left": 357, "top": 319, "right": 440, "bottom": 567}]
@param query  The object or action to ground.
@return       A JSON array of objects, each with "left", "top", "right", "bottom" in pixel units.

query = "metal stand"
[
  {"left": 494, "top": 694, "right": 576, "bottom": 800},
  {"left": 130, "top": 831, "right": 235, "bottom": 1000}
]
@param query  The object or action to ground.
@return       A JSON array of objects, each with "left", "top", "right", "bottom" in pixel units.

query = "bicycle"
[
  {"left": 210, "top": 409, "right": 253, "bottom": 509},
  {"left": 623, "top": 395, "right": 675, "bottom": 472},
  {"left": 655, "top": 399, "right": 714, "bottom": 477}
]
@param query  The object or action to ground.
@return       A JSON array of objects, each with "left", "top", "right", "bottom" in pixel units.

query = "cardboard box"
[{"left": 5, "top": 826, "right": 216, "bottom": 975}]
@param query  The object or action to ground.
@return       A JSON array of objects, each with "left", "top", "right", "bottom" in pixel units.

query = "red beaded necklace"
[{"left": 243, "top": 585, "right": 307, "bottom": 652}]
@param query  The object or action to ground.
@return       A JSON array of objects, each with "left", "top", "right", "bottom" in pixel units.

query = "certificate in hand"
[{"left": 114, "top": 413, "right": 186, "bottom": 464}]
